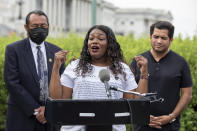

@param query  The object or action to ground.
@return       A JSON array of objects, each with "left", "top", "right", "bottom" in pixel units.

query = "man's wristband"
[
  {"left": 140, "top": 73, "right": 149, "bottom": 80},
  {"left": 169, "top": 113, "right": 176, "bottom": 123}
]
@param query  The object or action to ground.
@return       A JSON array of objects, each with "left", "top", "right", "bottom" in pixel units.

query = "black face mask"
[{"left": 28, "top": 27, "right": 49, "bottom": 44}]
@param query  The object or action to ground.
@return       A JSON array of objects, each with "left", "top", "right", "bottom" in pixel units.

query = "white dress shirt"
[{"left": 29, "top": 39, "right": 48, "bottom": 74}]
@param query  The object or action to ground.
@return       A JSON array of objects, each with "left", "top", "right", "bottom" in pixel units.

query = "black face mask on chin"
[{"left": 28, "top": 27, "right": 49, "bottom": 44}]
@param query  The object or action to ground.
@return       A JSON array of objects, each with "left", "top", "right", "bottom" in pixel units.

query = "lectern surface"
[{"left": 45, "top": 98, "right": 150, "bottom": 125}]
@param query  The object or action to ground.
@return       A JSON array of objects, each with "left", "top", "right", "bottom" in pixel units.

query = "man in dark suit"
[{"left": 4, "top": 10, "right": 65, "bottom": 131}]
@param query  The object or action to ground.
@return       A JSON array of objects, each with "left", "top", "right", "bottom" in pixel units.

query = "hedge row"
[{"left": 0, "top": 34, "right": 197, "bottom": 131}]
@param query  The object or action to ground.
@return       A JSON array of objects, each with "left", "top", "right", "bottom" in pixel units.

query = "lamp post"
[{"left": 17, "top": 0, "right": 24, "bottom": 20}]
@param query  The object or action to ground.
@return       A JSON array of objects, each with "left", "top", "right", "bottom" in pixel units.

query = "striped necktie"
[{"left": 37, "top": 46, "right": 48, "bottom": 103}]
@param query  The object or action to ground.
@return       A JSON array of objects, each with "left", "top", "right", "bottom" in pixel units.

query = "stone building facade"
[{"left": 0, "top": 0, "right": 172, "bottom": 37}]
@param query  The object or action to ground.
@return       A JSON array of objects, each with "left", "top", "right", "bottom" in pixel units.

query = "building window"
[
  {"left": 144, "top": 19, "right": 149, "bottom": 26},
  {"left": 130, "top": 21, "right": 134, "bottom": 25}
]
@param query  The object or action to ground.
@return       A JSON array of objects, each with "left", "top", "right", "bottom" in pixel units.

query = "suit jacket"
[{"left": 4, "top": 38, "right": 65, "bottom": 131}]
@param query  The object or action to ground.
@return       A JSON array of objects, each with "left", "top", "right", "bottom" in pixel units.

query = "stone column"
[
  {"left": 48, "top": 0, "right": 53, "bottom": 33},
  {"left": 62, "top": 0, "right": 66, "bottom": 31},
  {"left": 88, "top": 1, "right": 91, "bottom": 28},
  {"left": 58, "top": 0, "right": 61, "bottom": 30},
  {"left": 86, "top": 0, "right": 89, "bottom": 30},
  {"left": 83, "top": 0, "right": 86, "bottom": 31},
  {"left": 79, "top": 0, "right": 83, "bottom": 31},
  {"left": 71, "top": 0, "right": 77, "bottom": 31},
  {"left": 81, "top": 0, "right": 86, "bottom": 32},
  {"left": 53, "top": 0, "right": 57, "bottom": 26},
  {"left": 76, "top": 0, "right": 80, "bottom": 31},
  {"left": 43, "top": 0, "right": 47, "bottom": 14}
]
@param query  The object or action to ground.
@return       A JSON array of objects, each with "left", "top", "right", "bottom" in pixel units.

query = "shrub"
[{"left": 0, "top": 34, "right": 196, "bottom": 131}]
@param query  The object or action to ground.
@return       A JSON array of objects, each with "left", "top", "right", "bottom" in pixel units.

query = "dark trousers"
[
  {"left": 133, "top": 123, "right": 180, "bottom": 131},
  {"left": 34, "top": 121, "right": 58, "bottom": 131}
]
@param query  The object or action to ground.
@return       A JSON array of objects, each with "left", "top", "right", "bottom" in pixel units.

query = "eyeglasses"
[{"left": 30, "top": 24, "right": 48, "bottom": 28}]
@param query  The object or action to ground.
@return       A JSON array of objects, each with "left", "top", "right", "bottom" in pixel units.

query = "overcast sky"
[{"left": 105, "top": 0, "right": 197, "bottom": 38}]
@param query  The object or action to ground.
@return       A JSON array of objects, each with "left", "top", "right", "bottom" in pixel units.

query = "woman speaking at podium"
[{"left": 49, "top": 25, "right": 148, "bottom": 131}]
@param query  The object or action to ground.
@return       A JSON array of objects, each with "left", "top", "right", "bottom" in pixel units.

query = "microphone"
[
  {"left": 99, "top": 69, "right": 111, "bottom": 98},
  {"left": 110, "top": 86, "right": 158, "bottom": 97},
  {"left": 110, "top": 86, "right": 142, "bottom": 96},
  {"left": 110, "top": 86, "right": 164, "bottom": 102}
]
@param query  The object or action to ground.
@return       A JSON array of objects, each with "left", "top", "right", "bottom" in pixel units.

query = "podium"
[{"left": 45, "top": 98, "right": 150, "bottom": 126}]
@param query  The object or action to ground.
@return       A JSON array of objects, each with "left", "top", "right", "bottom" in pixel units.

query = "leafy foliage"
[{"left": 0, "top": 34, "right": 196, "bottom": 131}]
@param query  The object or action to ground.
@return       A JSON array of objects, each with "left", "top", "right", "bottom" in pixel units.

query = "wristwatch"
[
  {"left": 33, "top": 111, "right": 38, "bottom": 115},
  {"left": 169, "top": 113, "right": 176, "bottom": 123}
]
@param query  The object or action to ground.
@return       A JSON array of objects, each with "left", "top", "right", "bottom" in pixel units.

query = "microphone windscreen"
[{"left": 99, "top": 69, "right": 110, "bottom": 83}]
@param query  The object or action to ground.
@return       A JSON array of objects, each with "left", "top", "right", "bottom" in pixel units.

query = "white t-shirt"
[{"left": 60, "top": 59, "right": 138, "bottom": 131}]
